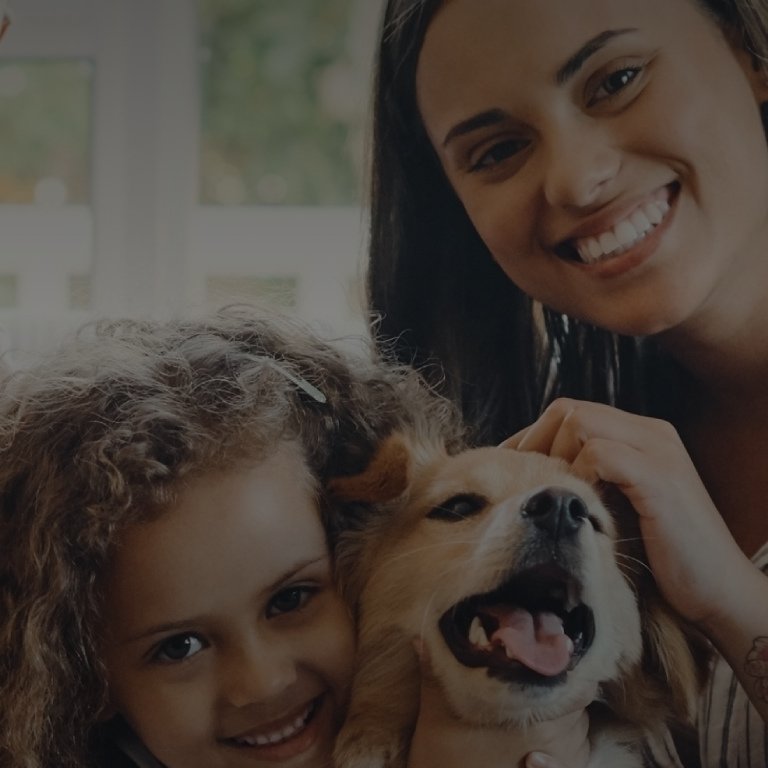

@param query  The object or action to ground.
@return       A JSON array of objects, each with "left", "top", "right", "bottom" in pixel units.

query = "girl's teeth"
[
  {"left": 575, "top": 198, "right": 669, "bottom": 264},
  {"left": 233, "top": 702, "right": 313, "bottom": 748}
]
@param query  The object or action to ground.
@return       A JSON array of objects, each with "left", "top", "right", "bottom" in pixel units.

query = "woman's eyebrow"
[
  {"left": 442, "top": 108, "right": 508, "bottom": 148},
  {"left": 555, "top": 28, "right": 638, "bottom": 86},
  {"left": 441, "top": 28, "right": 638, "bottom": 149}
]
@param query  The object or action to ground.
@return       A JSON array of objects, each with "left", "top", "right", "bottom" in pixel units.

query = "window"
[
  {"left": 0, "top": 0, "right": 384, "bottom": 362},
  {"left": 0, "top": 58, "right": 92, "bottom": 205},
  {"left": 199, "top": 0, "right": 369, "bottom": 206}
]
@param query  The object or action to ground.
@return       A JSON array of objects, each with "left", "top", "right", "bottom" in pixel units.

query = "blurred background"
[{"left": 0, "top": 0, "right": 384, "bottom": 364}]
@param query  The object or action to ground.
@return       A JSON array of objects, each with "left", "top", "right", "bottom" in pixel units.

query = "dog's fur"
[{"left": 328, "top": 434, "right": 710, "bottom": 768}]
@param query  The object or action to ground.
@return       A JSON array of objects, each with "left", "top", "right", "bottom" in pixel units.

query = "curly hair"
[{"left": 0, "top": 304, "right": 460, "bottom": 768}]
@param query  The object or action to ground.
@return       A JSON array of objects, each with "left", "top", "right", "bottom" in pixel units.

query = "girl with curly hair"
[{"left": 0, "top": 306, "right": 454, "bottom": 768}]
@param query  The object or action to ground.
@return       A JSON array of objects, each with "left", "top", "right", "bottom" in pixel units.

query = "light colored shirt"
[{"left": 699, "top": 540, "right": 768, "bottom": 768}]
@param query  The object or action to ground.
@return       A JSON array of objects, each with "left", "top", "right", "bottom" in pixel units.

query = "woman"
[{"left": 368, "top": 0, "right": 768, "bottom": 765}]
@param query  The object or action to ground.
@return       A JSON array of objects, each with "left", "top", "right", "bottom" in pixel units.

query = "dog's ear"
[
  {"left": 327, "top": 433, "right": 411, "bottom": 504},
  {"left": 639, "top": 594, "right": 711, "bottom": 724}
]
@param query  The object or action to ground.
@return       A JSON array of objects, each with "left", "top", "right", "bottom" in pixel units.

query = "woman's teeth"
[
  {"left": 232, "top": 701, "right": 315, "bottom": 747},
  {"left": 574, "top": 199, "right": 670, "bottom": 264}
]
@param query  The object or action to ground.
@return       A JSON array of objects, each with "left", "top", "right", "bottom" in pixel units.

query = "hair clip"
[{"left": 264, "top": 359, "right": 327, "bottom": 404}]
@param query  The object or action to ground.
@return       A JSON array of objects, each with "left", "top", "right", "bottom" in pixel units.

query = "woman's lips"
[
  {"left": 555, "top": 183, "right": 678, "bottom": 265},
  {"left": 573, "top": 198, "right": 670, "bottom": 264}
]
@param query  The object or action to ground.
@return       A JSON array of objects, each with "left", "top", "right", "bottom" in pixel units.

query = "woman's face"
[
  {"left": 102, "top": 446, "right": 355, "bottom": 768},
  {"left": 416, "top": 0, "right": 768, "bottom": 337}
]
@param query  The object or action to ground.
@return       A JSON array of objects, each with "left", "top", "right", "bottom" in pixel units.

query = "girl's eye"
[
  {"left": 267, "top": 586, "right": 316, "bottom": 617},
  {"left": 470, "top": 138, "right": 528, "bottom": 172},
  {"left": 154, "top": 633, "right": 205, "bottom": 663},
  {"left": 592, "top": 67, "right": 641, "bottom": 103}
]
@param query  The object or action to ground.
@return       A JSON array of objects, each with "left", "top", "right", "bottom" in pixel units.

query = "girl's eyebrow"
[
  {"left": 264, "top": 555, "right": 327, "bottom": 596},
  {"left": 441, "top": 28, "right": 638, "bottom": 149},
  {"left": 123, "top": 556, "right": 328, "bottom": 644},
  {"left": 555, "top": 28, "right": 638, "bottom": 85}
]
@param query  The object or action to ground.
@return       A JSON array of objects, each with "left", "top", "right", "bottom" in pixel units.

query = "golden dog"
[{"left": 328, "top": 434, "right": 710, "bottom": 768}]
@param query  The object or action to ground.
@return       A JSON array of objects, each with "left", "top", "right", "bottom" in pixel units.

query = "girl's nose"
[
  {"left": 542, "top": 122, "right": 620, "bottom": 210},
  {"left": 222, "top": 641, "right": 298, "bottom": 708}
]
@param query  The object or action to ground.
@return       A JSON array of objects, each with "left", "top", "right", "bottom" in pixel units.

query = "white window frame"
[{"left": 0, "top": 0, "right": 376, "bottom": 346}]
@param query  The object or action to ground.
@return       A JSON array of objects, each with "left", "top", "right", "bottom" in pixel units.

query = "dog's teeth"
[
  {"left": 566, "top": 636, "right": 575, "bottom": 654},
  {"left": 469, "top": 616, "right": 490, "bottom": 648}
]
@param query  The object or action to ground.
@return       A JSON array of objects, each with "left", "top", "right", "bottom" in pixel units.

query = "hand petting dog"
[{"left": 505, "top": 398, "right": 768, "bottom": 733}]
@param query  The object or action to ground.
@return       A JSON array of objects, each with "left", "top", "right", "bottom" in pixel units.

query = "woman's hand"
[
  {"left": 502, "top": 397, "right": 752, "bottom": 631},
  {"left": 503, "top": 397, "right": 768, "bottom": 733}
]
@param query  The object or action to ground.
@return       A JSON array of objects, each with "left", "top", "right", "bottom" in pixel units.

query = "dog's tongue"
[{"left": 487, "top": 606, "right": 572, "bottom": 676}]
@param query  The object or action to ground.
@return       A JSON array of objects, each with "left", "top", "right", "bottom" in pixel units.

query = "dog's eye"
[{"left": 427, "top": 493, "right": 486, "bottom": 522}]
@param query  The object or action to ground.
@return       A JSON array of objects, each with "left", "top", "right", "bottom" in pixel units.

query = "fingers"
[
  {"left": 507, "top": 398, "right": 681, "bottom": 463},
  {"left": 499, "top": 428, "right": 529, "bottom": 450}
]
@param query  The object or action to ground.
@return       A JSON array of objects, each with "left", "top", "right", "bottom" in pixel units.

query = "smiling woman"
[{"left": 367, "top": 0, "right": 768, "bottom": 766}]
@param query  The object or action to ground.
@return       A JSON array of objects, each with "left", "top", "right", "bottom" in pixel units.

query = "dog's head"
[{"left": 328, "top": 433, "right": 709, "bottom": 730}]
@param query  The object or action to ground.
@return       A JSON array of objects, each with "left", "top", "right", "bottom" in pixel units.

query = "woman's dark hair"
[{"left": 367, "top": 0, "right": 758, "bottom": 445}]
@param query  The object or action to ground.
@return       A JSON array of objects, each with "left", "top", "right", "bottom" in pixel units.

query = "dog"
[{"left": 327, "top": 433, "right": 710, "bottom": 768}]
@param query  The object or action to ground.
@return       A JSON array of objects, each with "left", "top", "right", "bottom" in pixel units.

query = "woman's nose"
[
  {"left": 222, "top": 640, "right": 298, "bottom": 708},
  {"left": 541, "top": 122, "right": 621, "bottom": 210}
]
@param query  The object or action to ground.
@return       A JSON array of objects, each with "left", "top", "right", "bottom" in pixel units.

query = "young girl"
[
  {"left": 367, "top": 0, "right": 768, "bottom": 765},
  {"left": 0, "top": 305, "right": 451, "bottom": 768}
]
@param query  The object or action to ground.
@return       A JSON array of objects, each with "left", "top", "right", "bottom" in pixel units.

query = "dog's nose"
[{"left": 522, "top": 488, "right": 588, "bottom": 540}]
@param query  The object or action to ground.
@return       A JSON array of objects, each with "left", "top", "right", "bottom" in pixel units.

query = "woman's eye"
[
  {"left": 154, "top": 633, "right": 205, "bottom": 663},
  {"left": 592, "top": 67, "right": 641, "bottom": 102},
  {"left": 470, "top": 139, "right": 527, "bottom": 172},
  {"left": 267, "top": 586, "right": 316, "bottom": 617}
]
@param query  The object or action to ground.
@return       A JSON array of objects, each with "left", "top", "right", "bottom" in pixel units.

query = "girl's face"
[
  {"left": 102, "top": 446, "right": 354, "bottom": 768},
  {"left": 416, "top": 0, "right": 768, "bottom": 338}
]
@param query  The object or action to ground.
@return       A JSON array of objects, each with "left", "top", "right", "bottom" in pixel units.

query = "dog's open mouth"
[{"left": 438, "top": 563, "right": 595, "bottom": 684}]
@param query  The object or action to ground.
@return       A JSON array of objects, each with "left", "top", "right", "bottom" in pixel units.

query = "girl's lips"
[{"left": 222, "top": 696, "right": 325, "bottom": 762}]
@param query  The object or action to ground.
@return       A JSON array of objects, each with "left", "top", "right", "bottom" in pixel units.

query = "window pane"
[
  {"left": 198, "top": 0, "right": 373, "bottom": 206},
  {"left": 0, "top": 59, "right": 92, "bottom": 205},
  {"left": 206, "top": 274, "right": 297, "bottom": 308}
]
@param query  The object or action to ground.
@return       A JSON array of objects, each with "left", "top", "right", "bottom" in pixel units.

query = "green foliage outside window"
[
  {"left": 0, "top": 60, "right": 91, "bottom": 204},
  {"left": 198, "top": 0, "right": 367, "bottom": 206}
]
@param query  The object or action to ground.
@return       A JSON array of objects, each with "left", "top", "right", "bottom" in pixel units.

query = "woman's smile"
[
  {"left": 564, "top": 186, "right": 673, "bottom": 266},
  {"left": 416, "top": 0, "right": 768, "bottom": 337}
]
